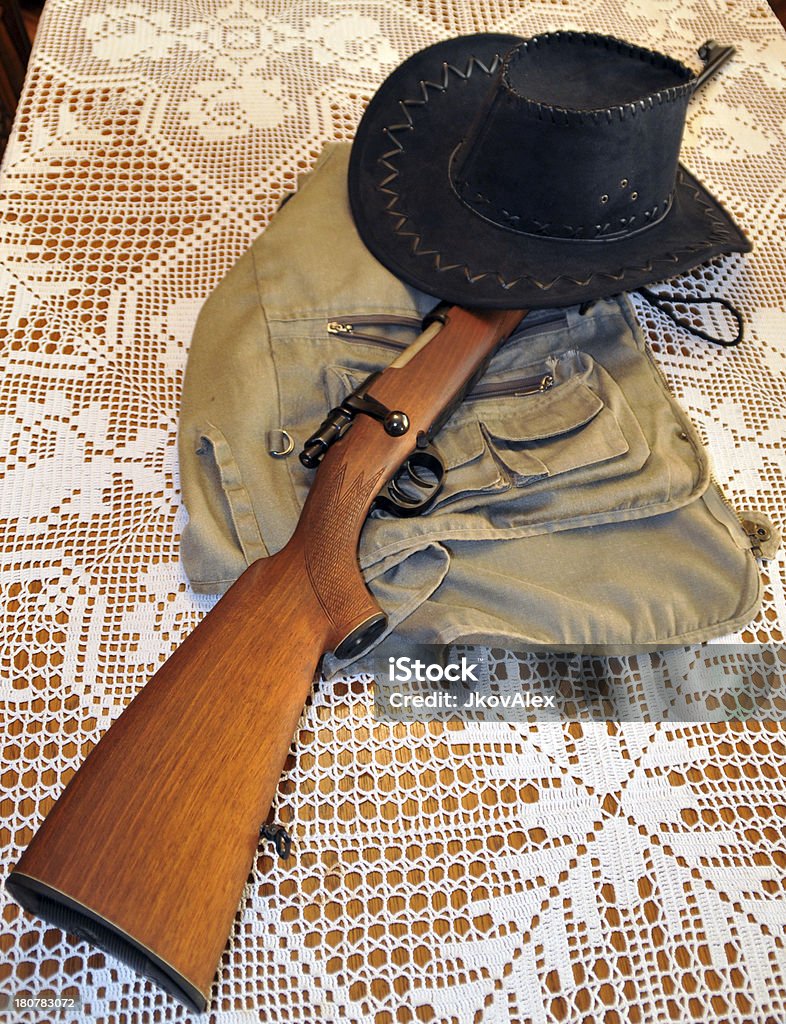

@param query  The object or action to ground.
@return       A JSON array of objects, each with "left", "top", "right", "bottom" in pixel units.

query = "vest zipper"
[
  {"left": 467, "top": 372, "right": 554, "bottom": 400},
  {"left": 326, "top": 315, "right": 421, "bottom": 350},
  {"left": 327, "top": 315, "right": 560, "bottom": 403},
  {"left": 326, "top": 310, "right": 567, "bottom": 349}
]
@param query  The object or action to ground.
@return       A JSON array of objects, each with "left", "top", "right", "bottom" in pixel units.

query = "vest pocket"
[
  {"left": 427, "top": 349, "right": 650, "bottom": 516},
  {"left": 480, "top": 378, "right": 629, "bottom": 485}
]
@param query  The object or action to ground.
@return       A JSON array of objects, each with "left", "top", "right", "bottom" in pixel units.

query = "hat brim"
[{"left": 348, "top": 34, "right": 751, "bottom": 309}]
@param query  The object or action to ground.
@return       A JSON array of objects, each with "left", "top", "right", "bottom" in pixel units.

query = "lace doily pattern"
[{"left": 1, "top": 1, "right": 785, "bottom": 1022}]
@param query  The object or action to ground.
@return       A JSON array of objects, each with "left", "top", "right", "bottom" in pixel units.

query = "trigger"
[
  {"left": 388, "top": 478, "right": 426, "bottom": 509},
  {"left": 407, "top": 460, "right": 437, "bottom": 488}
]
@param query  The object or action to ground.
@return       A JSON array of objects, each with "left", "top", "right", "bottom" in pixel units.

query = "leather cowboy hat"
[{"left": 348, "top": 32, "right": 750, "bottom": 308}]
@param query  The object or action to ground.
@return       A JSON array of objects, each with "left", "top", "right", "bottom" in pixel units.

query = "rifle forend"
[{"left": 6, "top": 304, "right": 526, "bottom": 1012}]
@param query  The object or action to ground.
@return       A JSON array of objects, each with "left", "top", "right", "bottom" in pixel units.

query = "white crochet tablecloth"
[{"left": 1, "top": 2, "right": 785, "bottom": 1022}]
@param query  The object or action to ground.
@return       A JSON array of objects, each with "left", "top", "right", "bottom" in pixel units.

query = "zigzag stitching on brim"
[{"left": 375, "top": 52, "right": 736, "bottom": 293}]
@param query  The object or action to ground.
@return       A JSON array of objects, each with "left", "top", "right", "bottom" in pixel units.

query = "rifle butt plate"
[{"left": 5, "top": 871, "right": 209, "bottom": 1013}]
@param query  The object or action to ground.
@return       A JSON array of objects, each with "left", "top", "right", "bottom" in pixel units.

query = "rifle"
[
  {"left": 7, "top": 303, "right": 525, "bottom": 1011},
  {"left": 6, "top": 37, "right": 735, "bottom": 1011}
]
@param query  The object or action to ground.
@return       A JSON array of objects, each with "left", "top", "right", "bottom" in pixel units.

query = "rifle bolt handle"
[{"left": 383, "top": 410, "right": 410, "bottom": 436}]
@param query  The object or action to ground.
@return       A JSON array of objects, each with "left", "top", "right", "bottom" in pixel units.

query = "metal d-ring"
[{"left": 268, "top": 430, "right": 295, "bottom": 458}]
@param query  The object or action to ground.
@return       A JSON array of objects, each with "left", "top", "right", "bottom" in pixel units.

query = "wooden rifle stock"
[{"left": 6, "top": 304, "right": 525, "bottom": 1012}]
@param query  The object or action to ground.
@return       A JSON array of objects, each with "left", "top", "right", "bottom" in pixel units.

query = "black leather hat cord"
[
  {"left": 635, "top": 286, "right": 744, "bottom": 346},
  {"left": 579, "top": 288, "right": 744, "bottom": 347}
]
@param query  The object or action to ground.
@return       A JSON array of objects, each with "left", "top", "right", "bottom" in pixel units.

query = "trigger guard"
[{"left": 373, "top": 447, "right": 445, "bottom": 518}]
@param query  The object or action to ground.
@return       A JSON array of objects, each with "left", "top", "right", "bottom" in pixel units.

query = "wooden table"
[{"left": 1, "top": 2, "right": 785, "bottom": 1022}]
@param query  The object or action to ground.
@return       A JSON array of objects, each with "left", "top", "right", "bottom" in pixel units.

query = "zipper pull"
[
  {"left": 514, "top": 373, "right": 554, "bottom": 397},
  {"left": 327, "top": 321, "right": 354, "bottom": 335}
]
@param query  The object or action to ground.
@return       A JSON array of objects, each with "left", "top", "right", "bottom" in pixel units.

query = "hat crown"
[{"left": 451, "top": 33, "right": 695, "bottom": 241}]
